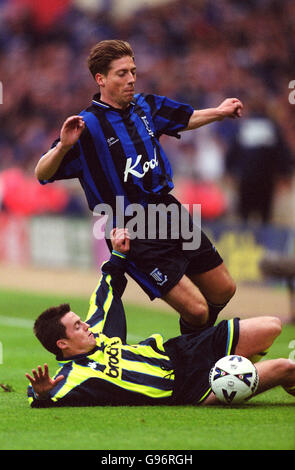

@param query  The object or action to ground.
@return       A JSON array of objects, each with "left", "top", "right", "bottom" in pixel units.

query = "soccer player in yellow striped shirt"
[{"left": 26, "top": 229, "right": 295, "bottom": 407}]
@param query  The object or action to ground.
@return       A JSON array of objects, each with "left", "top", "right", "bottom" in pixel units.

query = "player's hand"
[
  {"left": 60, "top": 115, "right": 85, "bottom": 149},
  {"left": 216, "top": 98, "right": 243, "bottom": 119},
  {"left": 25, "top": 363, "right": 64, "bottom": 399},
  {"left": 110, "top": 228, "right": 130, "bottom": 255}
]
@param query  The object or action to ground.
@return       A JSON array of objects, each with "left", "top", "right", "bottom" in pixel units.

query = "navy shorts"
[
  {"left": 106, "top": 194, "right": 223, "bottom": 300},
  {"left": 164, "top": 318, "right": 240, "bottom": 405}
]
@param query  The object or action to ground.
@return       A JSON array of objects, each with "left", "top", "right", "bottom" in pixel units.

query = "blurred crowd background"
[{"left": 0, "top": 0, "right": 295, "bottom": 225}]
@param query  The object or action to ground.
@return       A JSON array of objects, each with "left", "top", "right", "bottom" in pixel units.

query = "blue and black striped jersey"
[
  {"left": 27, "top": 253, "right": 175, "bottom": 407},
  {"left": 39, "top": 93, "right": 193, "bottom": 212}
]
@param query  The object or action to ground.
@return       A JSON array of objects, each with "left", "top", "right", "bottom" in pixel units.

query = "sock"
[
  {"left": 249, "top": 349, "right": 269, "bottom": 363},
  {"left": 179, "top": 317, "right": 206, "bottom": 335},
  {"left": 179, "top": 301, "right": 228, "bottom": 335},
  {"left": 206, "top": 301, "right": 228, "bottom": 327},
  {"left": 284, "top": 384, "right": 295, "bottom": 397}
]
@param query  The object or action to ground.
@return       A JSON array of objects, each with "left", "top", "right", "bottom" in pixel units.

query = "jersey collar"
[
  {"left": 92, "top": 92, "right": 135, "bottom": 113},
  {"left": 56, "top": 344, "right": 99, "bottom": 364}
]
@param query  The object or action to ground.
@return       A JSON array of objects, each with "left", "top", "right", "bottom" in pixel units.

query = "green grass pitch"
[{"left": 0, "top": 287, "right": 294, "bottom": 450}]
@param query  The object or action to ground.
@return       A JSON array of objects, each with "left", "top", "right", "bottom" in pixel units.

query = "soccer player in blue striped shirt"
[
  {"left": 35, "top": 40, "right": 243, "bottom": 335},
  {"left": 25, "top": 229, "right": 295, "bottom": 407}
]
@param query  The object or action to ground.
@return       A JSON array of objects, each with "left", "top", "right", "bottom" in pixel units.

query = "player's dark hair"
[
  {"left": 87, "top": 39, "right": 134, "bottom": 78},
  {"left": 34, "top": 304, "right": 71, "bottom": 355}
]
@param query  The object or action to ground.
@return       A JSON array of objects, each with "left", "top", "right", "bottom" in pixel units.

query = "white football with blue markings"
[{"left": 209, "top": 355, "right": 259, "bottom": 404}]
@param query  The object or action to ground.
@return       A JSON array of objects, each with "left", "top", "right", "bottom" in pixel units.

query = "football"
[{"left": 209, "top": 355, "right": 259, "bottom": 404}]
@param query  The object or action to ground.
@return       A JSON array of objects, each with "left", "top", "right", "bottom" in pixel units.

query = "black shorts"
[
  {"left": 106, "top": 194, "right": 223, "bottom": 299},
  {"left": 164, "top": 318, "right": 240, "bottom": 405}
]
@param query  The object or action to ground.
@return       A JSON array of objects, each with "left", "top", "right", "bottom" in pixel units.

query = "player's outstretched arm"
[
  {"left": 25, "top": 363, "right": 64, "bottom": 399},
  {"left": 184, "top": 98, "right": 243, "bottom": 130},
  {"left": 35, "top": 116, "right": 85, "bottom": 181},
  {"left": 85, "top": 228, "right": 130, "bottom": 339}
]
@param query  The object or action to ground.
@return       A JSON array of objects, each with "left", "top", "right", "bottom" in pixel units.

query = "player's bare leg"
[
  {"left": 254, "top": 359, "right": 295, "bottom": 395},
  {"left": 235, "top": 316, "right": 282, "bottom": 359},
  {"left": 162, "top": 263, "right": 236, "bottom": 333},
  {"left": 189, "top": 263, "right": 236, "bottom": 329},
  {"left": 162, "top": 275, "right": 209, "bottom": 327},
  {"left": 189, "top": 263, "right": 236, "bottom": 306}
]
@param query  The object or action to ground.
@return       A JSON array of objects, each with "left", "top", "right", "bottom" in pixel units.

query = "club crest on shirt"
[
  {"left": 107, "top": 136, "right": 119, "bottom": 147},
  {"left": 150, "top": 268, "right": 168, "bottom": 286}
]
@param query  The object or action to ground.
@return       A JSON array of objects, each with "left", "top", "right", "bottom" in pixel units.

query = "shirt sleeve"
[
  {"left": 38, "top": 138, "right": 82, "bottom": 185},
  {"left": 84, "top": 251, "right": 128, "bottom": 341},
  {"left": 143, "top": 94, "right": 194, "bottom": 139},
  {"left": 27, "top": 374, "right": 88, "bottom": 408}
]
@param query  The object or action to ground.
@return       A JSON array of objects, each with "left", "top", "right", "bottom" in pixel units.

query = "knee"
[
  {"left": 273, "top": 316, "right": 282, "bottom": 335},
  {"left": 215, "top": 278, "right": 236, "bottom": 305},
  {"left": 194, "top": 299, "right": 209, "bottom": 324},
  {"left": 265, "top": 316, "right": 282, "bottom": 340},
  {"left": 258, "top": 316, "right": 282, "bottom": 351},
  {"left": 198, "top": 301, "right": 209, "bottom": 325},
  {"left": 185, "top": 300, "right": 209, "bottom": 326},
  {"left": 237, "top": 316, "right": 282, "bottom": 358},
  {"left": 225, "top": 279, "right": 236, "bottom": 302}
]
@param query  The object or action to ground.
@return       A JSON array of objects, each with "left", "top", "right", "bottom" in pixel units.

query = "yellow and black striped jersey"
[{"left": 28, "top": 252, "right": 175, "bottom": 407}]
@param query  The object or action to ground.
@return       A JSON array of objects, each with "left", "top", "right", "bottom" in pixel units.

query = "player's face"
[
  {"left": 58, "top": 311, "right": 96, "bottom": 357},
  {"left": 96, "top": 55, "right": 136, "bottom": 109}
]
